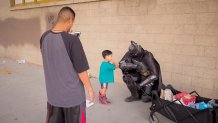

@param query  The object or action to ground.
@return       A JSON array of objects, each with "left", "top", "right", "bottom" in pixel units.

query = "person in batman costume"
[{"left": 119, "top": 41, "right": 162, "bottom": 102}]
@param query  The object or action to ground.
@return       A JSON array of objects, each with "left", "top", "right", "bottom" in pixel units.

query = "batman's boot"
[
  {"left": 141, "top": 83, "right": 154, "bottom": 103},
  {"left": 141, "top": 95, "right": 151, "bottom": 103},
  {"left": 125, "top": 85, "right": 140, "bottom": 102}
]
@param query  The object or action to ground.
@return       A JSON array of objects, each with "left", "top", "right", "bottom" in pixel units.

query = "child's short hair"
[{"left": 102, "top": 50, "right": 112, "bottom": 58}]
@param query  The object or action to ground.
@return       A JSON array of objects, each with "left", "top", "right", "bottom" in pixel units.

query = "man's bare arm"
[{"left": 78, "top": 71, "right": 95, "bottom": 102}]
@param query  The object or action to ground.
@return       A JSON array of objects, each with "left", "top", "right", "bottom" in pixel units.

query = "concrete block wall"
[{"left": 0, "top": 0, "right": 218, "bottom": 98}]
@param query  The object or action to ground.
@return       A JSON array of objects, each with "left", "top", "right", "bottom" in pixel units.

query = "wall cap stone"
[{"left": 10, "top": 0, "right": 106, "bottom": 11}]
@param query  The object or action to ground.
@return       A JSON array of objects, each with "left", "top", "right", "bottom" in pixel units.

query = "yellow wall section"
[{"left": 12, "top": 0, "right": 64, "bottom": 7}]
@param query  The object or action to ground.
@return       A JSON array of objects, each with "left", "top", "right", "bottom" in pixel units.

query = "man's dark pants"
[{"left": 46, "top": 102, "right": 86, "bottom": 123}]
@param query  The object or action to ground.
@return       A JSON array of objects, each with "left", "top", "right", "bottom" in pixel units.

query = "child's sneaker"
[
  {"left": 105, "top": 96, "right": 111, "bottom": 104},
  {"left": 98, "top": 92, "right": 102, "bottom": 101},
  {"left": 99, "top": 92, "right": 109, "bottom": 104},
  {"left": 100, "top": 96, "right": 108, "bottom": 104}
]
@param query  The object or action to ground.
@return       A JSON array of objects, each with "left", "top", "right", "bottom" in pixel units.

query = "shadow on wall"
[
  {"left": 46, "top": 12, "right": 57, "bottom": 30},
  {"left": 0, "top": 18, "right": 41, "bottom": 48},
  {"left": 0, "top": 12, "right": 58, "bottom": 49}
]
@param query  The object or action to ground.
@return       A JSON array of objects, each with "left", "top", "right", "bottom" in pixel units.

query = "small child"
[{"left": 99, "top": 50, "right": 119, "bottom": 104}]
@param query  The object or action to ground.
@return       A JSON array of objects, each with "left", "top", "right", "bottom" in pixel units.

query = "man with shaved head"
[{"left": 40, "top": 7, "right": 95, "bottom": 123}]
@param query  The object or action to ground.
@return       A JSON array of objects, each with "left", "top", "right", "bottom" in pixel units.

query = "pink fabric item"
[
  {"left": 175, "top": 92, "right": 196, "bottom": 106},
  {"left": 81, "top": 108, "right": 86, "bottom": 123}
]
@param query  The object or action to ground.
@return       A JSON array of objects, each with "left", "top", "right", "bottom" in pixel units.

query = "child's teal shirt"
[{"left": 99, "top": 61, "right": 116, "bottom": 83}]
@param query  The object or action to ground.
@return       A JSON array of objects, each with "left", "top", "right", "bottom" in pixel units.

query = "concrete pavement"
[{"left": 0, "top": 58, "right": 173, "bottom": 123}]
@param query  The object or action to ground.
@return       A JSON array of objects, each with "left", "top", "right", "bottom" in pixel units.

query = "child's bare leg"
[
  {"left": 100, "top": 88, "right": 107, "bottom": 96},
  {"left": 99, "top": 87, "right": 109, "bottom": 104},
  {"left": 104, "top": 87, "right": 111, "bottom": 103}
]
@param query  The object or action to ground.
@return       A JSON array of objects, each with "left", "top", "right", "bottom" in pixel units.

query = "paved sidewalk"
[{"left": 0, "top": 58, "right": 173, "bottom": 123}]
